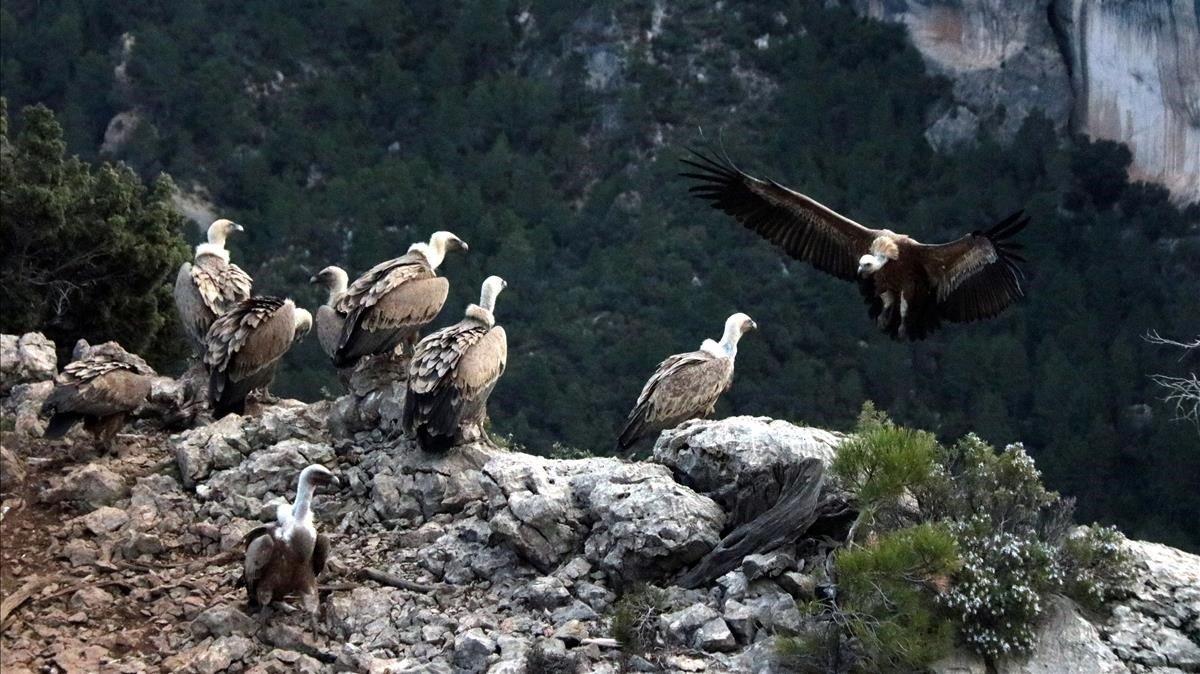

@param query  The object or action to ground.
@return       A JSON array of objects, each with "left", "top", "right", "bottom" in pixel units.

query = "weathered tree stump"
[{"left": 677, "top": 457, "right": 827, "bottom": 588}]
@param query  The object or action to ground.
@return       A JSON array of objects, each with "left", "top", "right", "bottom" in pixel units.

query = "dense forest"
[{"left": 1, "top": 0, "right": 1197, "bottom": 549}]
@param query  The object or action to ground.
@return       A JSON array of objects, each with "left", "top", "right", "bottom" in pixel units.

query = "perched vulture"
[
  {"left": 41, "top": 351, "right": 157, "bottom": 449},
  {"left": 310, "top": 266, "right": 349, "bottom": 361},
  {"left": 174, "top": 218, "right": 253, "bottom": 355},
  {"left": 682, "top": 151, "right": 1029, "bottom": 340},
  {"left": 204, "top": 297, "right": 310, "bottom": 418},
  {"left": 404, "top": 276, "right": 508, "bottom": 452},
  {"left": 333, "top": 231, "right": 468, "bottom": 368},
  {"left": 618, "top": 313, "right": 757, "bottom": 450},
  {"left": 242, "top": 464, "right": 339, "bottom": 629}
]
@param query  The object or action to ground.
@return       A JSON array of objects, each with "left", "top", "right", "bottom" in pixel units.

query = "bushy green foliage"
[
  {"left": 1, "top": 0, "right": 1196, "bottom": 547},
  {"left": 0, "top": 100, "right": 189, "bottom": 366},
  {"left": 1058, "top": 525, "right": 1135, "bottom": 612},
  {"left": 833, "top": 402, "right": 939, "bottom": 536},
  {"left": 775, "top": 625, "right": 843, "bottom": 674},
  {"left": 940, "top": 515, "right": 1057, "bottom": 659},
  {"left": 609, "top": 583, "right": 669, "bottom": 655},
  {"left": 834, "top": 524, "right": 960, "bottom": 670}
]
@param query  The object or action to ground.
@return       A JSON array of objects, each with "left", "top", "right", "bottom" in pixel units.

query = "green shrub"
[
  {"left": 834, "top": 523, "right": 960, "bottom": 670},
  {"left": 609, "top": 584, "right": 669, "bottom": 655},
  {"left": 775, "top": 624, "right": 843, "bottom": 674},
  {"left": 1058, "top": 525, "right": 1135, "bottom": 612},
  {"left": 833, "top": 403, "right": 939, "bottom": 538}
]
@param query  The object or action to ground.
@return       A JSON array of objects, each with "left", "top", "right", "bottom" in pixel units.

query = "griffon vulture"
[
  {"left": 404, "top": 276, "right": 508, "bottom": 452},
  {"left": 41, "top": 352, "right": 157, "bottom": 450},
  {"left": 310, "top": 266, "right": 349, "bottom": 361},
  {"left": 204, "top": 297, "right": 309, "bottom": 418},
  {"left": 618, "top": 313, "right": 757, "bottom": 450},
  {"left": 333, "top": 232, "right": 468, "bottom": 368},
  {"left": 242, "top": 464, "right": 339, "bottom": 630},
  {"left": 682, "top": 152, "right": 1028, "bottom": 340},
  {"left": 174, "top": 218, "right": 253, "bottom": 355}
]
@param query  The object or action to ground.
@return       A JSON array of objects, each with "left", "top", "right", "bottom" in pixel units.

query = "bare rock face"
[
  {"left": 1, "top": 333, "right": 57, "bottom": 395},
  {"left": 1100, "top": 540, "right": 1200, "bottom": 670},
  {"left": 653, "top": 416, "right": 842, "bottom": 508},
  {"left": 43, "top": 464, "right": 129, "bottom": 509},
  {"left": 0, "top": 444, "right": 27, "bottom": 493},
  {"left": 329, "top": 356, "right": 409, "bottom": 438},
  {"left": 3, "top": 380, "right": 53, "bottom": 437}
]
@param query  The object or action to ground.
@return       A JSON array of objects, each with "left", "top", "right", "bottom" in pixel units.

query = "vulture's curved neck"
[
  {"left": 702, "top": 322, "right": 742, "bottom": 359},
  {"left": 465, "top": 305, "right": 495, "bottom": 328},
  {"left": 408, "top": 242, "right": 444, "bottom": 270},
  {"left": 290, "top": 474, "right": 317, "bottom": 522},
  {"left": 195, "top": 242, "right": 230, "bottom": 262}
]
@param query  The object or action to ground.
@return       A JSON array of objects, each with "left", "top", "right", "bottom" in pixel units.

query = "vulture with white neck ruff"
[
  {"left": 404, "top": 276, "right": 508, "bottom": 451},
  {"left": 40, "top": 352, "right": 157, "bottom": 450},
  {"left": 332, "top": 231, "right": 468, "bottom": 368},
  {"left": 204, "top": 297, "right": 311, "bottom": 417},
  {"left": 682, "top": 151, "right": 1029, "bottom": 340},
  {"left": 310, "top": 265, "right": 349, "bottom": 361},
  {"left": 618, "top": 313, "right": 757, "bottom": 450},
  {"left": 174, "top": 218, "right": 253, "bottom": 355},
  {"left": 242, "top": 464, "right": 339, "bottom": 630}
]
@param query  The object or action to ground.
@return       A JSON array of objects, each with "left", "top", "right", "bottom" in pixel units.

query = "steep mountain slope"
[{"left": 0, "top": 0, "right": 1197, "bottom": 548}]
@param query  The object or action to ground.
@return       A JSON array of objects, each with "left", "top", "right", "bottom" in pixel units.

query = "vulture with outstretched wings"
[{"left": 682, "top": 151, "right": 1028, "bottom": 340}]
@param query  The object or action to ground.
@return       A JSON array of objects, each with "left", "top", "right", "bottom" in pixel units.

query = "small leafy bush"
[
  {"left": 834, "top": 523, "right": 960, "bottom": 670},
  {"left": 1058, "top": 525, "right": 1134, "bottom": 612},
  {"left": 775, "top": 624, "right": 843, "bottom": 674},
  {"left": 833, "top": 402, "right": 939, "bottom": 536},
  {"left": 609, "top": 584, "right": 669, "bottom": 655}
]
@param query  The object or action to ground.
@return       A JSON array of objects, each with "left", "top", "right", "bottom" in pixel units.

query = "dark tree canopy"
[{"left": 0, "top": 100, "right": 189, "bottom": 366}]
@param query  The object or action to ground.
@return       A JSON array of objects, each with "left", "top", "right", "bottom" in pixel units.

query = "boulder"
[
  {"left": 191, "top": 605, "right": 256, "bottom": 638},
  {"left": 329, "top": 355, "right": 409, "bottom": 437},
  {"left": 453, "top": 628, "right": 496, "bottom": 674},
  {"left": 1100, "top": 540, "right": 1200, "bottom": 670},
  {"left": 0, "top": 445, "right": 27, "bottom": 493},
  {"left": 0, "top": 333, "right": 57, "bottom": 395},
  {"left": 653, "top": 416, "right": 842, "bottom": 507},
  {"left": 44, "top": 464, "right": 129, "bottom": 508},
  {"left": 4, "top": 380, "right": 53, "bottom": 436}
]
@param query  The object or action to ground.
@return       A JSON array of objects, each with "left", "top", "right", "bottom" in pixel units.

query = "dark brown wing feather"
[
  {"left": 914, "top": 211, "right": 1029, "bottom": 323},
  {"left": 403, "top": 321, "right": 492, "bottom": 450},
  {"left": 311, "top": 533, "right": 331, "bottom": 577},
  {"left": 681, "top": 150, "right": 880, "bottom": 280},
  {"left": 334, "top": 254, "right": 437, "bottom": 365}
]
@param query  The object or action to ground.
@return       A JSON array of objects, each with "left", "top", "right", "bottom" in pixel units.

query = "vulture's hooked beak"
[
  {"left": 328, "top": 474, "right": 342, "bottom": 489},
  {"left": 748, "top": 319, "right": 758, "bottom": 331},
  {"left": 233, "top": 223, "right": 245, "bottom": 233},
  {"left": 308, "top": 274, "right": 319, "bottom": 284}
]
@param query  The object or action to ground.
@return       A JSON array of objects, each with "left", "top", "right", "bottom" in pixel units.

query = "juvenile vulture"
[
  {"left": 682, "top": 151, "right": 1029, "bottom": 339},
  {"left": 242, "top": 464, "right": 339, "bottom": 629},
  {"left": 174, "top": 218, "right": 253, "bottom": 354},
  {"left": 404, "top": 276, "right": 508, "bottom": 452},
  {"left": 618, "top": 313, "right": 757, "bottom": 450},
  {"left": 204, "top": 297, "right": 310, "bottom": 418},
  {"left": 333, "top": 232, "right": 468, "bottom": 368},
  {"left": 310, "top": 266, "right": 349, "bottom": 361},
  {"left": 41, "top": 352, "right": 157, "bottom": 450}
]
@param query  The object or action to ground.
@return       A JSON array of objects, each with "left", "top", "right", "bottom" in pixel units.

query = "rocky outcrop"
[
  {"left": 851, "top": 0, "right": 1200, "bottom": 203},
  {"left": 1, "top": 332, "right": 57, "bottom": 395}
]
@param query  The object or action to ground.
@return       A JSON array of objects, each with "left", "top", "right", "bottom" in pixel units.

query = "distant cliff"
[{"left": 852, "top": 0, "right": 1200, "bottom": 203}]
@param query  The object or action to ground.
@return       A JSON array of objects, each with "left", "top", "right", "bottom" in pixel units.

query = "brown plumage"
[
  {"left": 41, "top": 352, "right": 156, "bottom": 449},
  {"left": 333, "top": 232, "right": 467, "bottom": 368},
  {"left": 204, "top": 296, "right": 307, "bottom": 418},
  {"left": 682, "top": 151, "right": 1028, "bottom": 340},
  {"left": 618, "top": 313, "right": 756, "bottom": 450},
  {"left": 174, "top": 219, "right": 253, "bottom": 355},
  {"left": 404, "top": 276, "right": 508, "bottom": 452},
  {"left": 242, "top": 464, "right": 338, "bottom": 631}
]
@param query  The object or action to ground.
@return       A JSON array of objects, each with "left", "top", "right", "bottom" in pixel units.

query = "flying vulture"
[
  {"left": 204, "top": 296, "right": 310, "bottom": 418},
  {"left": 618, "top": 312, "right": 757, "bottom": 450},
  {"left": 682, "top": 152, "right": 1029, "bottom": 340},
  {"left": 242, "top": 464, "right": 339, "bottom": 630},
  {"left": 41, "top": 351, "right": 157, "bottom": 450},
  {"left": 333, "top": 231, "right": 468, "bottom": 368},
  {"left": 310, "top": 265, "right": 349, "bottom": 361},
  {"left": 174, "top": 218, "right": 254, "bottom": 355},
  {"left": 404, "top": 276, "right": 508, "bottom": 452}
]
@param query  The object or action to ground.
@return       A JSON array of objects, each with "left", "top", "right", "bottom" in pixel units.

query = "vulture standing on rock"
[
  {"left": 41, "top": 352, "right": 157, "bottom": 450},
  {"left": 204, "top": 297, "right": 311, "bottom": 418},
  {"left": 618, "top": 313, "right": 757, "bottom": 450},
  {"left": 404, "top": 276, "right": 508, "bottom": 451},
  {"left": 310, "top": 265, "right": 349, "bottom": 362},
  {"left": 242, "top": 464, "right": 339, "bottom": 630},
  {"left": 174, "top": 218, "right": 254, "bottom": 355},
  {"left": 682, "top": 151, "right": 1029, "bottom": 340},
  {"left": 333, "top": 231, "right": 468, "bottom": 368}
]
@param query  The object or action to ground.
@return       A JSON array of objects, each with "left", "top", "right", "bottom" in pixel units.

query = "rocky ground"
[{"left": 2, "top": 332, "right": 1198, "bottom": 673}]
